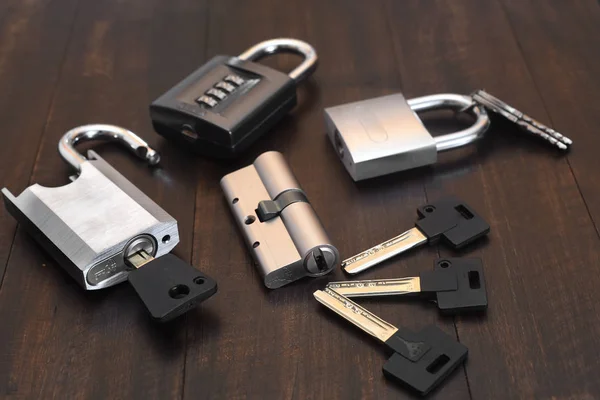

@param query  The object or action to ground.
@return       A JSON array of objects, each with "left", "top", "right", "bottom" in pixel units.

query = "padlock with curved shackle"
[
  {"left": 2, "top": 125, "right": 217, "bottom": 322},
  {"left": 324, "top": 92, "right": 491, "bottom": 181},
  {"left": 150, "top": 38, "right": 318, "bottom": 158}
]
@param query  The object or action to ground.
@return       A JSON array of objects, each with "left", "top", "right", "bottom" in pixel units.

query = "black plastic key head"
[
  {"left": 415, "top": 198, "right": 490, "bottom": 248},
  {"left": 434, "top": 258, "right": 487, "bottom": 314},
  {"left": 128, "top": 254, "right": 218, "bottom": 322},
  {"left": 418, "top": 258, "right": 488, "bottom": 314},
  {"left": 383, "top": 325, "right": 468, "bottom": 396}
]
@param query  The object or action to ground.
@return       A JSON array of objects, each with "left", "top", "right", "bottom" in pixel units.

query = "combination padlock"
[
  {"left": 324, "top": 93, "right": 490, "bottom": 181},
  {"left": 2, "top": 125, "right": 217, "bottom": 322},
  {"left": 220, "top": 151, "right": 339, "bottom": 289},
  {"left": 150, "top": 38, "right": 318, "bottom": 158}
]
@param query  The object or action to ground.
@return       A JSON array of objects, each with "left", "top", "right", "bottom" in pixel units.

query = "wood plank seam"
[
  {"left": 182, "top": 1, "right": 214, "bottom": 399},
  {"left": 380, "top": 2, "right": 472, "bottom": 399},
  {"left": 0, "top": 0, "right": 82, "bottom": 295}
]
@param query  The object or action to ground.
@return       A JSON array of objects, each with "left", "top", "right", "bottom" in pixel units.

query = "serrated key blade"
[{"left": 314, "top": 288, "right": 398, "bottom": 342}]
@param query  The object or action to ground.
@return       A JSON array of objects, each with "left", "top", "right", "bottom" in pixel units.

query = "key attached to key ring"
[
  {"left": 329, "top": 258, "right": 488, "bottom": 314},
  {"left": 470, "top": 90, "right": 573, "bottom": 150},
  {"left": 342, "top": 198, "right": 490, "bottom": 275},
  {"left": 314, "top": 287, "right": 468, "bottom": 396}
]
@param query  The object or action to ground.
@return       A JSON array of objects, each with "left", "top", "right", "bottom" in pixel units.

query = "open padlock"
[
  {"left": 150, "top": 38, "right": 318, "bottom": 158},
  {"left": 2, "top": 125, "right": 217, "bottom": 322},
  {"left": 324, "top": 93, "right": 491, "bottom": 181}
]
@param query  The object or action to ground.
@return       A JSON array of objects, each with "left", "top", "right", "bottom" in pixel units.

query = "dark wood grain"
[
  {"left": 0, "top": 0, "right": 207, "bottom": 398},
  {"left": 0, "top": 0, "right": 78, "bottom": 290},
  {"left": 1, "top": 0, "right": 600, "bottom": 399},
  {"left": 499, "top": 0, "right": 600, "bottom": 235},
  {"left": 384, "top": 1, "right": 600, "bottom": 399}
]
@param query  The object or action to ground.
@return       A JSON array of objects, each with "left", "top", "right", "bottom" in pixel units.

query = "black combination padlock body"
[
  {"left": 150, "top": 38, "right": 317, "bottom": 158},
  {"left": 151, "top": 56, "right": 296, "bottom": 158}
]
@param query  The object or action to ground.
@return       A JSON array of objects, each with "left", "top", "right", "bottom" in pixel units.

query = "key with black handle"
[
  {"left": 314, "top": 288, "right": 468, "bottom": 396},
  {"left": 330, "top": 258, "right": 487, "bottom": 314},
  {"left": 127, "top": 251, "right": 217, "bottom": 322},
  {"left": 342, "top": 198, "right": 490, "bottom": 274}
]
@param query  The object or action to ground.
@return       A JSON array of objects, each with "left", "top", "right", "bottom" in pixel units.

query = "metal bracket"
[{"left": 256, "top": 189, "right": 309, "bottom": 222}]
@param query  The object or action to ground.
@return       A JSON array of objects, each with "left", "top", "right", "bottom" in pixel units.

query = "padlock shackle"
[
  {"left": 58, "top": 124, "right": 160, "bottom": 173},
  {"left": 407, "top": 94, "right": 490, "bottom": 152},
  {"left": 238, "top": 38, "right": 318, "bottom": 84}
]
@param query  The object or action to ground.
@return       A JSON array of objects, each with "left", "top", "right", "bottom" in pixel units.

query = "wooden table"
[{"left": 1, "top": 1, "right": 599, "bottom": 399}]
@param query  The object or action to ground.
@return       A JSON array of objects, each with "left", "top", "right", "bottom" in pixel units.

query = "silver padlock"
[
  {"left": 2, "top": 125, "right": 217, "bottom": 321},
  {"left": 324, "top": 93, "right": 490, "bottom": 181},
  {"left": 220, "top": 151, "right": 339, "bottom": 289}
]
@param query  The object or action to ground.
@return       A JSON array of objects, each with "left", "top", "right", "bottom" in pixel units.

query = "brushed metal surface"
[
  {"left": 2, "top": 151, "right": 179, "bottom": 290},
  {"left": 220, "top": 151, "right": 338, "bottom": 288},
  {"left": 325, "top": 93, "right": 437, "bottom": 181},
  {"left": 324, "top": 92, "right": 490, "bottom": 181}
]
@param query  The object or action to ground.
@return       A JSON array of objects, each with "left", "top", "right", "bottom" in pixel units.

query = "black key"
[
  {"left": 315, "top": 288, "right": 468, "bottom": 396},
  {"left": 127, "top": 252, "right": 217, "bottom": 322},
  {"left": 342, "top": 197, "right": 490, "bottom": 274}
]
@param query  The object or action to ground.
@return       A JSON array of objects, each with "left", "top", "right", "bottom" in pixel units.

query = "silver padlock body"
[
  {"left": 1, "top": 150, "right": 179, "bottom": 290},
  {"left": 324, "top": 93, "right": 437, "bottom": 181},
  {"left": 220, "top": 151, "right": 338, "bottom": 289}
]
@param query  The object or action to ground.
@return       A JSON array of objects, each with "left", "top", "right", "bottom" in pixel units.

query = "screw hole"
[
  {"left": 162, "top": 235, "right": 171, "bottom": 244},
  {"left": 439, "top": 260, "right": 451, "bottom": 268},
  {"left": 253, "top": 241, "right": 260, "bottom": 248},
  {"left": 245, "top": 215, "right": 256, "bottom": 225},
  {"left": 193, "top": 277, "right": 205, "bottom": 285},
  {"left": 232, "top": 198, "right": 239, "bottom": 204},
  {"left": 424, "top": 206, "right": 436, "bottom": 213},
  {"left": 168, "top": 284, "right": 190, "bottom": 299}
]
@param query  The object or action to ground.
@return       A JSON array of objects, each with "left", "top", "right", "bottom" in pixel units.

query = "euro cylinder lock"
[{"left": 220, "top": 151, "right": 339, "bottom": 288}]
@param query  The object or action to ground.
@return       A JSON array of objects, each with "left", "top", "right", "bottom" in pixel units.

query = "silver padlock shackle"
[
  {"left": 238, "top": 38, "right": 318, "bottom": 84},
  {"left": 58, "top": 124, "right": 160, "bottom": 173},
  {"left": 407, "top": 93, "right": 490, "bottom": 152}
]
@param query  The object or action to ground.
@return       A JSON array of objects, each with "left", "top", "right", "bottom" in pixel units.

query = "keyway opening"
[{"left": 181, "top": 124, "right": 199, "bottom": 141}]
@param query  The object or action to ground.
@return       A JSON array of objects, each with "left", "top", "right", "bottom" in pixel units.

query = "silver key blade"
[
  {"left": 327, "top": 277, "right": 421, "bottom": 297},
  {"left": 472, "top": 90, "right": 572, "bottom": 150},
  {"left": 314, "top": 288, "right": 398, "bottom": 342},
  {"left": 342, "top": 227, "right": 428, "bottom": 274}
]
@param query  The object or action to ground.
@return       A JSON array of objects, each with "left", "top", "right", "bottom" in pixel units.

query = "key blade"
[
  {"left": 327, "top": 277, "right": 421, "bottom": 297},
  {"left": 314, "top": 288, "right": 398, "bottom": 342},
  {"left": 126, "top": 250, "right": 154, "bottom": 269},
  {"left": 342, "top": 227, "right": 427, "bottom": 274},
  {"left": 472, "top": 90, "right": 572, "bottom": 149}
]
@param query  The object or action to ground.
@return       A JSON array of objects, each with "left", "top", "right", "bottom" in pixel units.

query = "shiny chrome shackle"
[
  {"left": 58, "top": 124, "right": 160, "bottom": 173},
  {"left": 407, "top": 93, "right": 490, "bottom": 151},
  {"left": 238, "top": 38, "right": 318, "bottom": 84}
]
